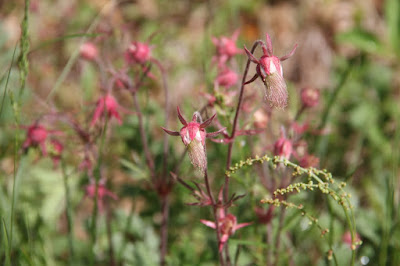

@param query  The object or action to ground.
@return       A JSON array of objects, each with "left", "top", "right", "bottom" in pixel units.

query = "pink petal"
[{"left": 200, "top": 219, "right": 216, "bottom": 229}]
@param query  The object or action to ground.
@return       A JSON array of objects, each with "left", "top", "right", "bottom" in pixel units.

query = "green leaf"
[{"left": 385, "top": 0, "right": 400, "bottom": 55}]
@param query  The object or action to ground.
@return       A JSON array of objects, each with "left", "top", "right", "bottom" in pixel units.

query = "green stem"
[{"left": 61, "top": 159, "right": 74, "bottom": 264}]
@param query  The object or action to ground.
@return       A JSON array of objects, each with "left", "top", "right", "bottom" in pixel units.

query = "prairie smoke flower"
[
  {"left": 244, "top": 33, "right": 297, "bottom": 108},
  {"left": 215, "top": 68, "right": 238, "bottom": 88},
  {"left": 90, "top": 94, "right": 122, "bottom": 127},
  {"left": 85, "top": 182, "right": 117, "bottom": 212},
  {"left": 125, "top": 41, "right": 151, "bottom": 64},
  {"left": 212, "top": 30, "right": 242, "bottom": 65},
  {"left": 162, "top": 107, "right": 225, "bottom": 173},
  {"left": 255, "top": 206, "right": 274, "bottom": 224},
  {"left": 301, "top": 87, "right": 320, "bottom": 108},
  {"left": 80, "top": 42, "right": 98, "bottom": 61},
  {"left": 22, "top": 124, "right": 48, "bottom": 156},
  {"left": 342, "top": 231, "right": 361, "bottom": 249},
  {"left": 201, "top": 213, "right": 251, "bottom": 252}
]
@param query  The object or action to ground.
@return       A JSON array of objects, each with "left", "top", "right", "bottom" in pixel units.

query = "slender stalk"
[
  {"left": 160, "top": 195, "right": 169, "bottom": 266},
  {"left": 132, "top": 93, "right": 155, "bottom": 174},
  {"left": 204, "top": 170, "right": 224, "bottom": 266},
  {"left": 61, "top": 159, "right": 74, "bottom": 264},
  {"left": 224, "top": 41, "right": 263, "bottom": 202},
  {"left": 106, "top": 206, "right": 115, "bottom": 266},
  {"left": 274, "top": 208, "right": 286, "bottom": 265}
]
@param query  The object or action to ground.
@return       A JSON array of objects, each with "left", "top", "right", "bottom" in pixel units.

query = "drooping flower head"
[
  {"left": 90, "top": 94, "right": 122, "bottom": 127},
  {"left": 215, "top": 67, "right": 239, "bottom": 88},
  {"left": 244, "top": 33, "right": 297, "bottom": 108},
  {"left": 201, "top": 213, "right": 251, "bottom": 252},
  {"left": 162, "top": 107, "right": 225, "bottom": 173}
]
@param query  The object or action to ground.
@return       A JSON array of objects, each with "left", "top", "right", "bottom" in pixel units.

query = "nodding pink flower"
[
  {"left": 212, "top": 30, "right": 242, "bottom": 66},
  {"left": 215, "top": 68, "right": 238, "bottom": 88},
  {"left": 85, "top": 181, "right": 118, "bottom": 212},
  {"left": 90, "top": 94, "right": 122, "bottom": 127},
  {"left": 274, "top": 129, "right": 293, "bottom": 160},
  {"left": 244, "top": 33, "right": 297, "bottom": 108},
  {"left": 23, "top": 124, "right": 48, "bottom": 156},
  {"left": 301, "top": 87, "right": 320, "bottom": 108},
  {"left": 80, "top": 42, "right": 99, "bottom": 61},
  {"left": 49, "top": 139, "right": 63, "bottom": 168},
  {"left": 125, "top": 41, "right": 151, "bottom": 64},
  {"left": 253, "top": 109, "right": 269, "bottom": 129},
  {"left": 201, "top": 213, "right": 251, "bottom": 252},
  {"left": 162, "top": 107, "right": 225, "bottom": 173}
]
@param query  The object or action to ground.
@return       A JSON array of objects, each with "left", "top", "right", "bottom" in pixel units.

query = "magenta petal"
[
  {"left": 177, "top": 106, "right": 188, "bottom": 125},
  {"left": 161, "top": 127, "right": 180, "bottom": 136},
  {"left": 200, "top": 113, "right": 216, "bottom": 128},
  {"left": 235, "top": 222, "right": 252, "bottom": 230},
  {"left": 200, "top": 219, "right": 216, "bottom": 229}
]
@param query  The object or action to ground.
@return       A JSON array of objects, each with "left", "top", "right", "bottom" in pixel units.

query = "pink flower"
[
  {"left": 274, "top": 130, "right": 293, "bottom": 160},
  {"left": 162, "top": 107, "right": 225, "bottom": 173},
  {"left": 301, "top": 87, "right": 320, "bottom": 108},
  {"left": 212, "top": 30, "right": 242, "bottom": 66},
  {"left": 90, "top": 94, "right": 122, "bottom": 127},
  {"left": 85, "top": 182, "right": 117, "bottom": 212},
  {"left": 23, "top": 124, "right": 48, "bottom": 156},
  {"left": 342, "top": 231, "right": 361, "bottom": 250},
  {"left": 215, "top": 68, "right": 238, "bottom": 88},
  {"left": 80, "top": 42, "right": 99, "bottom": 61},
  {"left": 125, "top": 41, "right": 151, "bottom": 64},
  {"left": 201, "top": 213, "right": 251, "bottom": 252},
  {"left": 255, "top": 206, "right": 274, "bottom": 224},
  {"left": 244, "top": 33, "right": 297, "bottom": 108}
]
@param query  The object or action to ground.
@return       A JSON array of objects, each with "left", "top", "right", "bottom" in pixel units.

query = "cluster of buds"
[
  {"left": 244, "top": 34, "right": 297, "bottom": 108},
  {"left": 162, "top": 107, "right": 225, "bottom": 173}
]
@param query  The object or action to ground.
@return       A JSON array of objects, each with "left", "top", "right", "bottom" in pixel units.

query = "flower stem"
[{"left": 61, "top": 159, "right": 74, "bottom": 264}]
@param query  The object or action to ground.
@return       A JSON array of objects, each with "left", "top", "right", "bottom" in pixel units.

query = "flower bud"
[
  {"left": 274, "top": 133, "right": 293, "bottom": 160},
  {"left": 125, "top": 41, "right": 151, "bottom": 64},
  {"left": 80, "top": 42, "right": 99, "bottom": 61},
  {"left": 301, "top": 87, "right": 320, "bottom": 108},
  {"left": 215, "top": 68, "right": 238, "bottom": 88}
]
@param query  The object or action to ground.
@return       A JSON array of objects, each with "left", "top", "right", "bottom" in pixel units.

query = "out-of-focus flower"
[
  {"left": 90, "top": 94, "right": 122, "bottom": 127},
  {"left": 22, "top": 124, "right": 48, "bottom": 156},
  {"left": 301, "top": 87, "right": 320, "bottom": 108},
  {"left": 274, "top": 129, "right": 293, "bottom": 160},
  {"left": 125, "top": 41, "right": 151, "bottom": 64},
  {"left": 212, "top": 29, "right": 242, "bottom": 66},
  {"left": 162, "top": 107, "right": 225, "bottom": 173},
  {"left": 201, "top": 213, "right": 251, "bottom": 252},
  {"left": 255, "top": 206, "right": 274, "bottom": 224},
  {"left": 299, "top": 153, "right": 319, "bottom": 168},
  {"left": 80, "top": 42, "right": 99, "bottom": 61},
  {"left": 342, "top": 231, "right": 361, "bottom": 250},
  {"left": 244, "top": 33, "right": 297, "bottom": 108},
  {"left": 253, "top": 109, "right": 269, "bottom": 129},
  {"left": 85, "top": 181, "right": 117, "bottom": 212},
  {"left": 215, "top": 68, "right": 238, "bottom": 88}
]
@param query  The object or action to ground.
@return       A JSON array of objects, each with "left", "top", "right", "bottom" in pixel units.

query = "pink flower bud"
[
  {"left": 212, "top": 30, "right": 242, "bottom": 65},
  {"left": 301, "top": 87, "right": 320, "bottom": 108},
  {"left": 342, "top": 231, "right": 361, "bottom": 249},
  {"left": 23, "top": 124, "right": 48, "bottom": 156},
  {"left": 274, "top": 131, "right": 293, "bottom": 160},
  {"left": 85, "top": 182, "right": 117, "bottom": 212},
  {"left": 80, "top": 42, "right": 99, "bottom": 61},
  {"left": 215, "top": 68, "right": 238, "bottom": 88},
  {"left": 91, "top": 94, "right": 122, "bottom": 127},
  {"left": 125, "top": 41, "right": 151, "bottom": 64},
  {"left": 253, "top": 109, "right": 269, "bottom": 129}
]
